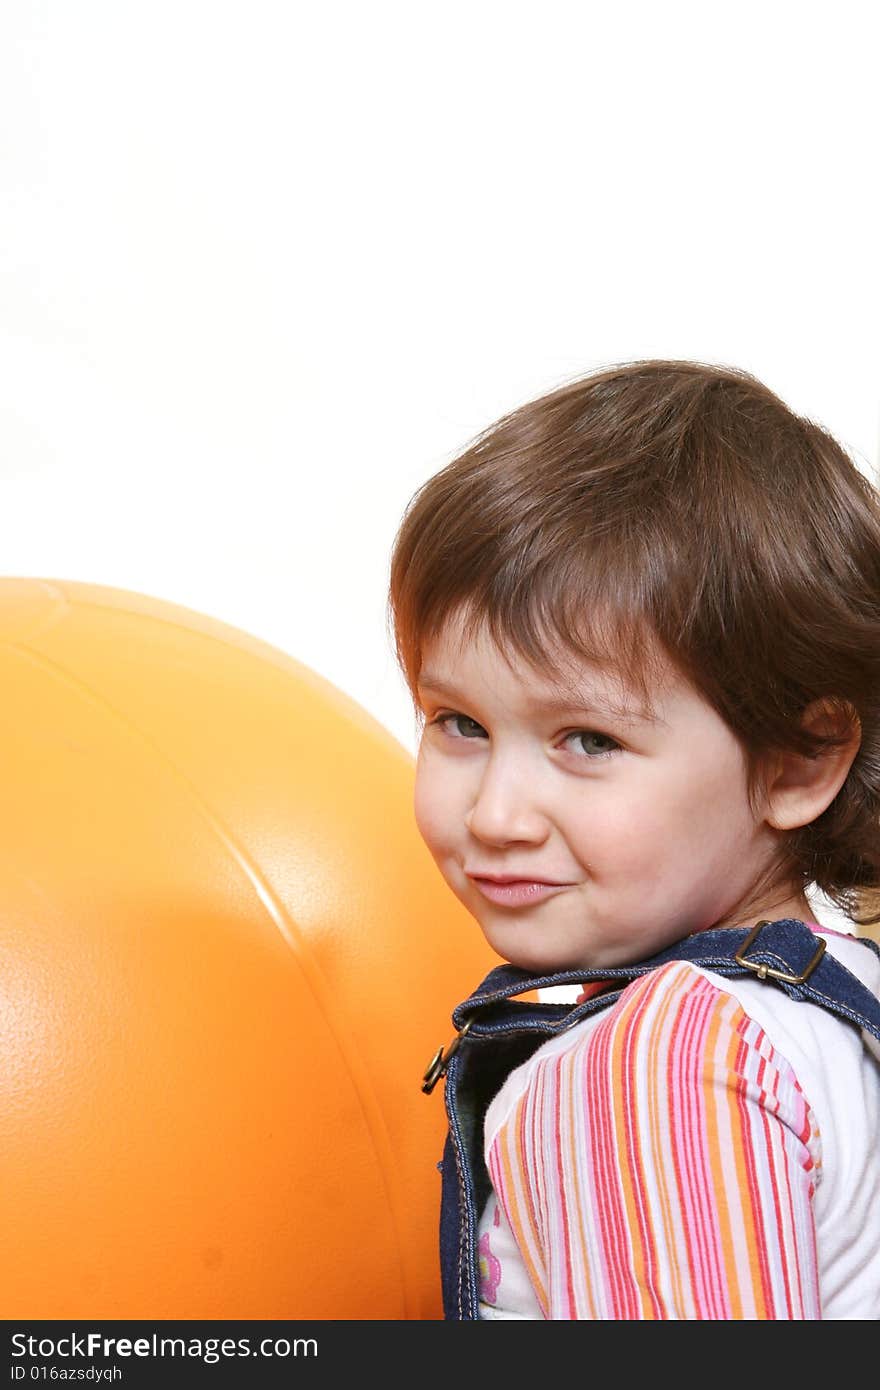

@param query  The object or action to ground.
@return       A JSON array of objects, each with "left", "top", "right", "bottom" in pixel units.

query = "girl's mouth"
[{"left": 470, "top": 879, "right": 572, "bottom": 907}]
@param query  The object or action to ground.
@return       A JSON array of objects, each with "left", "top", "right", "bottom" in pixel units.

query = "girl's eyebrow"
[{"left": 416, "top": 673, "right": 662, "bottom": 727}]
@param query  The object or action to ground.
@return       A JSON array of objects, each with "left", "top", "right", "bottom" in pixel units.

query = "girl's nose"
[{"left": 464, "top": 763, "right": 549, "bottom": 845}]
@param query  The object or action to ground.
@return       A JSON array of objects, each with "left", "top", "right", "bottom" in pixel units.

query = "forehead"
[{"left": 417, "top": 614, "right": 672, "bottom": 725}]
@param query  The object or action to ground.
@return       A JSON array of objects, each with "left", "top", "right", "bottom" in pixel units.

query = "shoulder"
[
  {"left": 484, "top": 959, "right": 798, "bottom": 1152},
  {"left": 485, "top": 931, "right": 880, "bottom": 1145},
  {"left": 693, "top": 930, "right": 880, "bottom": 1089},
  {"left": 486, "top": 931, "right": 880, "bottom": 1164},
  {"left": 690, "top": 931, "right": 880, "bottom": 1175}
]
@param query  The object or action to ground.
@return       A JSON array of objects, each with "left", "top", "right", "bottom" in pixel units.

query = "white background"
[{"left": 2, "top": 0, "right": 878, "bottom": 768}]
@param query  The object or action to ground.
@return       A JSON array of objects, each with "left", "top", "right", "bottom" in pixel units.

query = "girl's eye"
[
  {"left": 426, "top": 714, "right": 619, "bottom": 759},
  {"left": 430, "top": 712, "right": 487, "bottom": 739},
  {"left": 563, "top": 730, "right": 620, "bottom": 759}
]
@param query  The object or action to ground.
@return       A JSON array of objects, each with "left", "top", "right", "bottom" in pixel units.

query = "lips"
[
  {"left": 468, "top": 876, "right": 573, "bottom": 907},
  {"left": 467, "top": 873, "right": 567, "bottom": 886}
]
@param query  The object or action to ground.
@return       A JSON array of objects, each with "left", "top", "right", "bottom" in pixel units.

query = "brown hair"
[{"left": 387, "top": 360, "right": 880, "bottom": 927}]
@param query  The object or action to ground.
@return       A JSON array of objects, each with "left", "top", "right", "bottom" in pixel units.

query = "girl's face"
[{"left": 414, "top": 615, "right": 812, "bottom": 973}]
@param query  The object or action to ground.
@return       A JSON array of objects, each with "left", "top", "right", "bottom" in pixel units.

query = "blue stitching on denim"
[{"left": 444, "top": 1055, "right": 477, "bottom": 1320}]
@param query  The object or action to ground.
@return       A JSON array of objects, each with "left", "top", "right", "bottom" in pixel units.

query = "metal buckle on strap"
[
  {"left": 422, "top": 1019, "right": 473, "bottom": 1095},
  {"left": 734, "top": 919, "right": 826, "bottom": 985}
]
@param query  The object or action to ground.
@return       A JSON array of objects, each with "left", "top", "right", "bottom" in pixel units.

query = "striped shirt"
[{"left": 478, "top": 935, "right": 880, "bottom": 1320}]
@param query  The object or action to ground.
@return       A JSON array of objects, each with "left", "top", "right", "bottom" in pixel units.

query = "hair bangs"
[{"left": 430, "top": 541, "right": 670, "bottom": 723}]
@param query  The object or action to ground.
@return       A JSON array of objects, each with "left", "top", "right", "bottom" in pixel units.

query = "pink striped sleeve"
[{"left": 485, "top": 961, "right": 822, "bottom": 1319}]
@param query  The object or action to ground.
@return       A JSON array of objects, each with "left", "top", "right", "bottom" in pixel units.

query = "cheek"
[
  {"left": 413, "top": 751, "right": 454, "bottom": 854},
  {"left": 574, "top": 754, "right": 751, "bottom": 862},
  {"left": 625, "top": 751, "right": 757, "bottom": 857}
]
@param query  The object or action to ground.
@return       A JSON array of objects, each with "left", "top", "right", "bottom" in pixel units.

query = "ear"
[{"left": 763, "top": 698, "right": 862, "bottom": 832}]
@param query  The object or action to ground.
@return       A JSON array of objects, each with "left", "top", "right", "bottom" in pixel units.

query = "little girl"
[{"left": 387, "top": 360, "right": 880, "bottom": 1320}]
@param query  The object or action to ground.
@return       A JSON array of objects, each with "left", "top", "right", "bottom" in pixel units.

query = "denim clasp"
[
  {"left": 422, "top": 1018, "right": 473, "bottom": 1095},
  {"left": 734, "top": 919, "right": 827, "bottom": 985}
]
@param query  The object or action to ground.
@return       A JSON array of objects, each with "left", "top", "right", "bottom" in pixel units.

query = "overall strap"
[{"left": 446, "top": 918, "right": 880, "bottom": 1046}]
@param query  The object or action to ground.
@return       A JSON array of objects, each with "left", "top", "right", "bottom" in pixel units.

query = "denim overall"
[{"left": 422, "top": 918, "right": 880, "bottom": 1321}]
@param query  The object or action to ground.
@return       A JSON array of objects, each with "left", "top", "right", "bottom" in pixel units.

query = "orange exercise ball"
[{"left": 0, "top": 577, "right": 496, "bottom": 1320}]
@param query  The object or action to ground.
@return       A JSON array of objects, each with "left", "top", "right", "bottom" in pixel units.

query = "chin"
[
  {"left": 474, "top": 927, "right": 540, "bottom": 973},
  {"left": 485, "top": 936, "right": 584, "bottom": 976}
]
